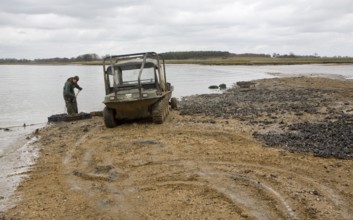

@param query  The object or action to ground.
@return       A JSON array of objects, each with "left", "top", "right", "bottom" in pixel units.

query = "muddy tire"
[
  {"left": 170, "top": 97, "right": 178, "bottom": 110},
  {"left": 152, "top": 97, "right": 168, "bottom": 124},
  {"left": 152, "top": 101, "right": 164, "bottom": 124},
  {"left": 103, "top": 107, "right": 117, "bottom": 128}
]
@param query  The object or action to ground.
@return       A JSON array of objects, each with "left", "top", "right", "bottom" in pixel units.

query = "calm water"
[{"left": 1, "top": 63, "right": 353, "bottom": 151}]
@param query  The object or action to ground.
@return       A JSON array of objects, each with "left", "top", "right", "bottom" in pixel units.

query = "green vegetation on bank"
[
  {"left": 1, "top": 51, "right": 353, "bottom": 65},
  {"left": 160, "top": 51, "right": 231, "bottom": 59},
  {"left": 161, "top": 51, "right": 353, "bottom": 65},
  {"left": 165, "top": 56, "right": 353, "bottom": 65},
  {"left": 0, "top": 53, "right": 100, "bottom": 65}
]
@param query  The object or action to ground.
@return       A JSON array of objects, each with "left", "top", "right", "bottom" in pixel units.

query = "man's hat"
[{"left": 73, "top": 76, "right": 79, "bottom": 81}]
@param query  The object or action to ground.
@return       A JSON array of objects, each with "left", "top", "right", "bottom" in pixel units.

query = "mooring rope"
[{"left": 0, "top": 122, "right": 47, "bottom": 130}]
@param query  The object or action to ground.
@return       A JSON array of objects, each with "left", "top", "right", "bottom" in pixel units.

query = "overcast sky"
[{"left": 1, "top": 0, "right": 353, "bottom": 59}]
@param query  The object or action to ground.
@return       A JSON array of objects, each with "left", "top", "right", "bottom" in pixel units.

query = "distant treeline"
[
  {"left": 0, "top": 53, "right": 100, "bottom": 64},
  {"left": 0, "top": 51, "right": 239, "bottom": 64},
  {"left": 160, "top": 51, "right": 232, "bottom": 59},
  {"left": 1, "top": 51, "right": 352, "bottom": 64}
]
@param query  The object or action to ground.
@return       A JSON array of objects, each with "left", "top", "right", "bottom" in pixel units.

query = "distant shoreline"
[{"left": 1, "top": 57, "right": 353, "bottom": 66}]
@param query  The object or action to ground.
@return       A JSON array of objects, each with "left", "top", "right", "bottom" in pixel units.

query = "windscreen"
[
  {"left": 106, "top": 61, "right": 158, "bottom": 91},
  {"left": 120, "top": 67, "right": 155, "bottom": 85}
]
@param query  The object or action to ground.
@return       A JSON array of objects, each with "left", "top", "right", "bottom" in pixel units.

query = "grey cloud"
[{"left": 0, "top": 0, "right": 353, "bottom": 58}]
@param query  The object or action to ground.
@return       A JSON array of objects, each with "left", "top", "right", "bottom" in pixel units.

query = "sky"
[{"left": 1, "top": 0, "right": 353, "bottom": 59}]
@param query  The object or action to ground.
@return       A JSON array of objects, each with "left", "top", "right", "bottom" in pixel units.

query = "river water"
[
  {"left": 1, "top": 64, "right": 353, "bottom": 150},
  {"left": 0, "top": 63, "right": 353, "bottom": 210}
]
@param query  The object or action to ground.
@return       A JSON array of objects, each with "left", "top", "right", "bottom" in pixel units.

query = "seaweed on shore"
[{"left": 253, "top": 115, "right": 353, "bottom": 159}]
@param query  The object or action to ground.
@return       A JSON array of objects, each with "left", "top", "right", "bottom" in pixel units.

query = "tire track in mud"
[
  {"left": 197, "top": 164, "right": 298, "bottom": 220},
  {"left": 70, "top": 125, "right": 348, "bottom": 219},
  {"left": 128, "top": 159, "right": 293, "bottom": 219},
  {"left": 111, "top": 160, "right": 295, "bottom": 219},
  {"left": 208, "top": 161, "right": 352, "bottom": 220},
  {"left": 125, "top": 125, "right": 351, "bottom": 219},
  {"left": 61, "top": 133, "right": 145, "bottom": 219},
  {"left": 178, "top": 128, "right": 352, "bottom": 219},
  {"left": 25, "top": 114, "right": 352, "bottom": 220},
  {"left": 178, "top": 127, "right": 352, "bottom": 219},
  {"left": 118, "top": 158, "right": 351, "bottom": 219},
  {"left": 216, "top": 161, "right": 352, "bottom": 217},
  {"left": 124, "top": 161, "right": 302, "bottom": 219}
]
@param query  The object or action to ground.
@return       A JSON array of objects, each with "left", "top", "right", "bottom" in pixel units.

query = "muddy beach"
[
  {"left": 2, "top": 77, "right": 353, "bottom": 220},
  {"left": 180, "top": 77, "right": 353, "bottom": 159}
]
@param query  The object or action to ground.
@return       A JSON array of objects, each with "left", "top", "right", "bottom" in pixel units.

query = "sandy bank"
[{"left": 2, "top": 77, "right": 353, "bottom": 220}]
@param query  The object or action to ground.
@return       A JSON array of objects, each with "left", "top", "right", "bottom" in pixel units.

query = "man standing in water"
[{"left": 63, "top": 76, "right": 82, "bottom": 115}]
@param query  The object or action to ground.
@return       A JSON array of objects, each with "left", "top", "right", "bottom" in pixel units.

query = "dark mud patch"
[
  {"left": 254, "top": 115, "right": 353, "bottom": 159},
  {"left": 180, "top": 87, "right": 333, "bottom": 122}
]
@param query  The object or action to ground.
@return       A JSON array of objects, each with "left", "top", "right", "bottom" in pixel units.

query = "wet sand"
[
  {"left": 0, "top": 135, "right": 39, "bottom": 213},
  {"left": 2, "top": 77, "right": 353, "bottom": 220},
  {"left": 0, "top": 123, "right": 44, "bottom": 214}
]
